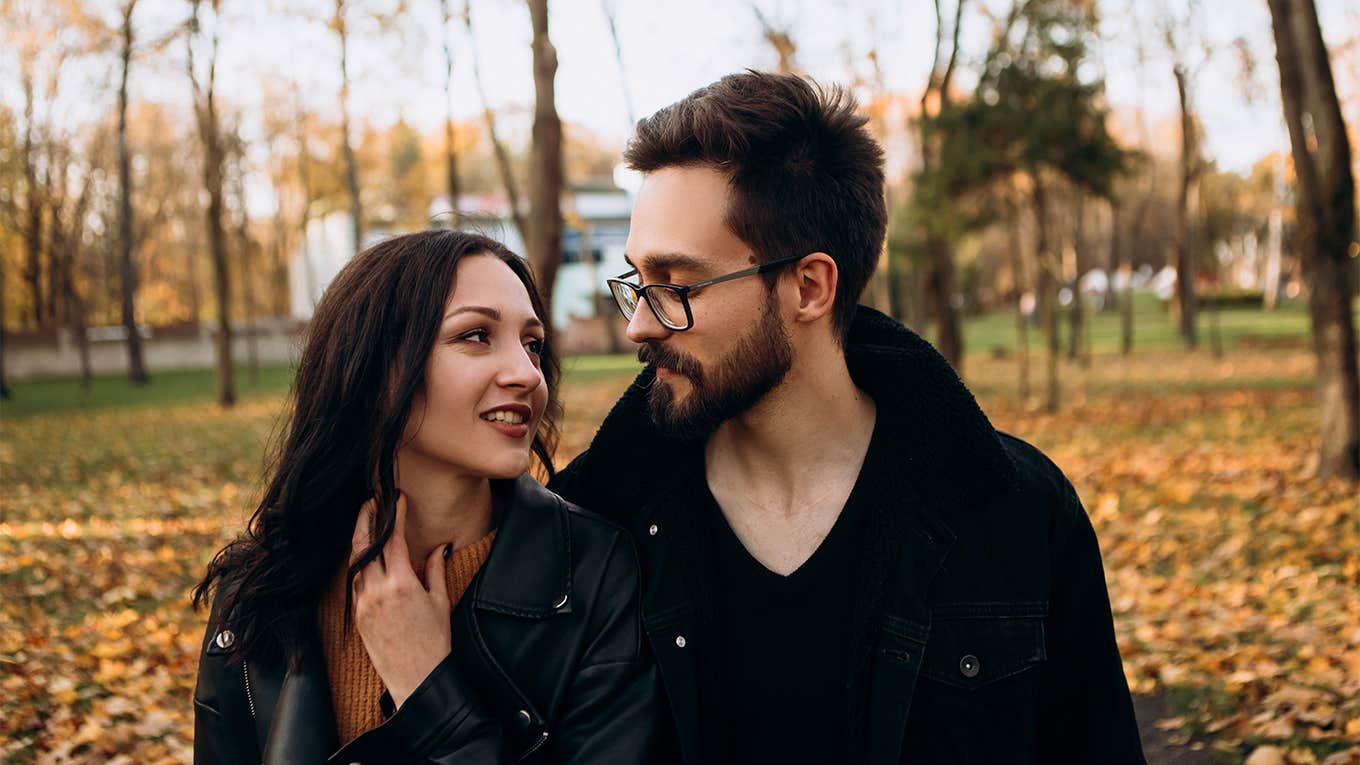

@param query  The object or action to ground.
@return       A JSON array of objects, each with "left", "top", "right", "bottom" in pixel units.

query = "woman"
[{"left": 192, "top": 230, "right": 657, "bottom": 764}]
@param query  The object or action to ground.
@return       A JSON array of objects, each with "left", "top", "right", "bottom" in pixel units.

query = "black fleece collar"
[{"left": 571, "top": 305, "right": 1017, "bottom": 520}]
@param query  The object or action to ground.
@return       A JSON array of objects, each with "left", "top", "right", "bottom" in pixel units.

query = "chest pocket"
[{"left": 919, "top": 605, "right": 1047, "bottom": 689}]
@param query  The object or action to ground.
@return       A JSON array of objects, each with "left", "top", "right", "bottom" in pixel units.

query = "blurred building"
[{"left": 286, "top": 185, "right": 633, "bottom": 347}]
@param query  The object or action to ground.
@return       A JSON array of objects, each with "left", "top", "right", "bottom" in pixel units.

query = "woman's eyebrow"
[
  {"left": 444, "top": 305, "right": 544, "bottom": 330},
  {"left": 445, "top": 306, "right": 500, "bottom": 321}
]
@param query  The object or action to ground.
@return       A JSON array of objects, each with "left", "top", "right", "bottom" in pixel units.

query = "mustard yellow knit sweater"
[{"left": 318, "top": 530, "right": 496, "bottom": 744}]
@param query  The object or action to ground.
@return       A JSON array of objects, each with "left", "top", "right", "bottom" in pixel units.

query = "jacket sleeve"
[
  {"left": 355, "top": 530, "right": 658, "bottom": 765},
  {"left": 1037, "top": 480, "right": 1147, "bottom": 763},
  {"left": 547, "top": 530, "right": 659, "bottom": 763},
  {"left": 192, "top": 596, "right": 262, "bottom": 765},
  {"left": 353, "top": 653, "right": 513, "bottom": 764}
]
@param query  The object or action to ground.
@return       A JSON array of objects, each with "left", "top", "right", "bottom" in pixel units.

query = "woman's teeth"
[{"left": 482, "top": 410, "right": 526, "bottom": 424}]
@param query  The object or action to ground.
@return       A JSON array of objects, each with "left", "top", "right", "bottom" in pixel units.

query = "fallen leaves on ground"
[{"left": 1, "top": 351, "right": 1356, "bottom": 763}]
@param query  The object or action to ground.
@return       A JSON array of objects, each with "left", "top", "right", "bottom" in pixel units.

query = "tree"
[
  {"left": 1267, "top": 0, "right": 1359, "bottom": 480},
  {"left": 910, "top": 0, "right": 968, "bottom": 373},
  {"left": 1159, "top": 0, "right": 1211, "bottom": 350},
  {"left": 439, "top": 0, "right": 461, "bottom": 215},
  {"left": 464, "top": 1, "right": 527, "bottom": 244},
  {"left": 333, "top": 0, "right": 364, "bottom": 257},
  {"left": 187, "top": 0, "right": 234, "bottom": 407},
  {"left": 116, "top": 0, "right": 150, "bottom": 383},
  {"left": 526, "top": 0, "right": 563, "bottom": 319},
  {"left": 929, "top": 0, "right": 1129, "bottom": 411}
]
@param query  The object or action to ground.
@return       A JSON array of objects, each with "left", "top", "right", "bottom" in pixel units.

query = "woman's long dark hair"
[{"left": 193, "top": 230, "right": 561, "bottom": 664}]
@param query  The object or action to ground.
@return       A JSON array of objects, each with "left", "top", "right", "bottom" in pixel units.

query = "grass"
[{"left": 1, "top": 299, "right": 1326, "bottom": 420}]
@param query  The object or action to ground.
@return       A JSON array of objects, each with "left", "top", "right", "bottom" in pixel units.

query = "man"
[{"left": 549, "top": 71, "right": 1144, "bottom": 764}]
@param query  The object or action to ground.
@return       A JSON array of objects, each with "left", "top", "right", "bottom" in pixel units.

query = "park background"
[{"left": 1, "top": 0, "right": 1358, "bottom": 762}]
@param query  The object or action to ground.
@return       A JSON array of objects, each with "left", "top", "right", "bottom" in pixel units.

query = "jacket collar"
[
  {"left": 472, "top": 473, "right": 573, "bottom": 617},
  {"left": 570, "top": 305, "right": 1017, "bottom": 523}
]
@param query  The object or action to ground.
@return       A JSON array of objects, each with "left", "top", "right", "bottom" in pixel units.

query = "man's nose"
[{"left": 625, "top": 295, "right": 672, "bottom": 344}]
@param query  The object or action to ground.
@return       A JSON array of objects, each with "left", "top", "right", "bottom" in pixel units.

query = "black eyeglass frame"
[{"left": 606, "top": 253, "right": 808, "bottom": 331}]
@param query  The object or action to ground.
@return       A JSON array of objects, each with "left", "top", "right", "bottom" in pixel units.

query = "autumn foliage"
[{"left": 1, "top": 349, "right": 1358, "bottom": 763}]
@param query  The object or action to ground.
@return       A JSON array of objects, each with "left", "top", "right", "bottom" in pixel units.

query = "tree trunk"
[
  {"left": 916, "top": 0, "right": 967, "bottom": 374},
  {"left": 20, "top": 73, "right": 45, "bottom": 331},
  {"left": 237, "top": 191, "right": 259, "bottom": 387},
  {"left": 440, "top": 0, "right": 461, "bottom": 217},
  {"left": 117, "top": 1, "right": 148, "bottom": 383},
  {"left": 190, "top": 0, "right": 234, "bottom": 406},
  {"left": 1033, "top": 177, "right": 1060, "bottom": 413},
  {"left": 464, "top": 4, "right": 527, "bottom": 245},
  {"left": 924, "top": 235, "right": 963, "bottom": 372},
  {"left": 526, "top": 0, "right": 563, "bottom": 320},
  {"left": 1267, "top": 0, "right": 1360, "bottom": 480},
  {"left": 1007, "top": 193, "right": 1030, "bottom": 402},
  {"left": 336, "top": 0, "right": 363, "bottom": 257},
  {"left": 0, "top": 250, "right": 8, "bottom": 399},
  {"left": 1172, "top": 63, "right": 1199, "bottom": 349},
  {"left": 1067, "top": 192, "right": 1086, "bottom": 364}
]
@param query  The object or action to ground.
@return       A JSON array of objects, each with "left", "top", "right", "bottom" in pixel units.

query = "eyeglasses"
[{"left": 606, "top": 254, "right": 806, "bottom": 332}]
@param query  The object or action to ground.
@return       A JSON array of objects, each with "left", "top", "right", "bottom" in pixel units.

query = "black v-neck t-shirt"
[{"left": 693, "top": 422, "right": 884, "bottom": 764}]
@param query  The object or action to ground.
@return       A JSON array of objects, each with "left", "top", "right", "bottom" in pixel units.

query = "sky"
[{"left": 4, "top": 0, "right": 1358, "bottom": 184}]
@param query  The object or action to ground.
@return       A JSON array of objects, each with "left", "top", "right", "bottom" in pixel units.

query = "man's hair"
[{"left": 623, "top": 70, "right": 886, "bottom": 341}]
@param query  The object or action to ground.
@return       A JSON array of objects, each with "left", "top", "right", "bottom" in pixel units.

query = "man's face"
[{"left": 623, "top": 166, "right": 794, "bottom": 439}]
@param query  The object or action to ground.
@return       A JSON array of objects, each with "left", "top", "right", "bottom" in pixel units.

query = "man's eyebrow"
[
  {"left": 444, "top": 305, "right": 543, "bottom": 329},
  {"left": 623, "top": 251, "right": 706, "bottom": 273}
]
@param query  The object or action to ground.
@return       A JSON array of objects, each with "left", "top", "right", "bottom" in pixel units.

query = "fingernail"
[{"left": 443, "top": 543, "right": 452, "bottom": 560}]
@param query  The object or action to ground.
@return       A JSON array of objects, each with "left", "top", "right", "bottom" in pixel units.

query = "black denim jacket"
[
  {"left": 549, "top": 306, "right": 1146, "bottom": 764},
  {"left": 192, "top": 475, "right": 659, "bottom": 764}
]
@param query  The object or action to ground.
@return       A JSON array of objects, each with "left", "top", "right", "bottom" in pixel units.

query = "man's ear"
[{"left": 788, "top": 252, "right": 838, "bottom": 326}]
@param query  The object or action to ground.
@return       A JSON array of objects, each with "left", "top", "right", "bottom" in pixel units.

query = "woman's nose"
[{"left": 497, "top": 343, "right": 543, "bottom": 391}]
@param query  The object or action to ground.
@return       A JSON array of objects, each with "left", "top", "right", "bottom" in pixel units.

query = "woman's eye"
[
  {"left": 525, "top": 338, "right": 545, "bottom": 356},
  {"left": 459, "top": 329, "right": 490, "bottom": 344}
]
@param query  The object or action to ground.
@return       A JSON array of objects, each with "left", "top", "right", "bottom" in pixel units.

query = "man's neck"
[
  {"left": 701, "top": 343, "right": 875, "bottom": 575},
  {"left": 392, "top": 451, "right": 495, "bottom": 574}
]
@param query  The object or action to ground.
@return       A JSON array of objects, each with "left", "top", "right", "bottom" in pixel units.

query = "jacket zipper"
[
  {"left": 242, "top": 659, "right": 257, "bottom": 719},
  {"left": 519, "top": 731, "right": 549, "bottom": 761}
]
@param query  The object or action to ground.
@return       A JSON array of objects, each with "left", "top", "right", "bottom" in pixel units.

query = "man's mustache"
[{"left": 638, "top": 342, "right": 704, "bottom": 382}]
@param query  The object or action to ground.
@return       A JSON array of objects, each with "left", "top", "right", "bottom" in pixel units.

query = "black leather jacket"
[{"left": 193, "top": 475, "right": 659, "bottom": 764}]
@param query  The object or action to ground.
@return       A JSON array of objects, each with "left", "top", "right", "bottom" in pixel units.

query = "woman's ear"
[{"left": 789, "top": 252, "right": 838, "bottom": 326}]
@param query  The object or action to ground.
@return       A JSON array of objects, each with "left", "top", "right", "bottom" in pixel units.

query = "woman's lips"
[{"left": 483, "top": 418, "right": 530, "bottom": 439}]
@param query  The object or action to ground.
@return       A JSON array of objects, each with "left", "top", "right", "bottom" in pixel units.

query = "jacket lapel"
[{"left": 863, "top": 504, "right": 955, "bottom": 765}]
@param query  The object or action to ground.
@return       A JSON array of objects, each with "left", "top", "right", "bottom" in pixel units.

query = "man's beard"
[{"left": 637, "top": 296, "right": 794, "bottom": 440}]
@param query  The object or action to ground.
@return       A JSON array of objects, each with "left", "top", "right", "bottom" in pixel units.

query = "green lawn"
[
  {"left": 955, "top": 293, "right": 1318, "bottom": 356},
  {"left": 1, "top": 297, "right": 1331, "bottom": 420}
]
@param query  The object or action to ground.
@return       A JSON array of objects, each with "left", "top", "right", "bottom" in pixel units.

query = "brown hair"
[
  {"left": 623, "top": 70, "right": 886, "bottom": 340},
  {"left": 194, "top": 230, "right": 561, "bottom": 663}
]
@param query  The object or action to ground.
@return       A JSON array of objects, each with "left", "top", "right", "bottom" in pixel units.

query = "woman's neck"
[{"left": 392, "top": 450, "right": 495, "bottom": 573}]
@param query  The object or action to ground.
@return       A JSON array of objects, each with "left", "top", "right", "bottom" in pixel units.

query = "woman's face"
[{"left": 401, "top": 254, "right": 550, "bottom": 479}]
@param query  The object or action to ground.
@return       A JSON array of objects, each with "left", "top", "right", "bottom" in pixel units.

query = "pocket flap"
[{"left": 919, "top": 614, "right": 1046, "bottom": 690}]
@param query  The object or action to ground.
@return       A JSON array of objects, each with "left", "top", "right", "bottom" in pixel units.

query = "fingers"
[
  {"left": 383, "top": 492, "right": 411, "bottom": 568},
  {"left": 425, "top": 543, "right": 451, "bottom": 605},
  {"left": 350, "top": 499, "right": 375, "bottom": 569}
]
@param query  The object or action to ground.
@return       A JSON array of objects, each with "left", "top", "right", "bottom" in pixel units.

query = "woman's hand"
[{"left": 350, "top": 494, "right": 452, "bottom": 708}]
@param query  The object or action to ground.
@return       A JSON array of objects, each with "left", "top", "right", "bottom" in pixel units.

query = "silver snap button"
[
  {"left": 214, "top": 629, "right": 235, "bottom": 649},
  {"left": 552, "top": 593, "right": 568, "bottom": 609},
  {"left": 675, "top": 635, "right": 686, "bottom": 648},
  {"left": 516, "top": 709, "right": 532, "bottom": 727},
  {"left": 648, "top": 524, "right": 658, "bottom": 536},
  {"left": 959, "top": 654, "right": 980, "bottom": 678}
]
